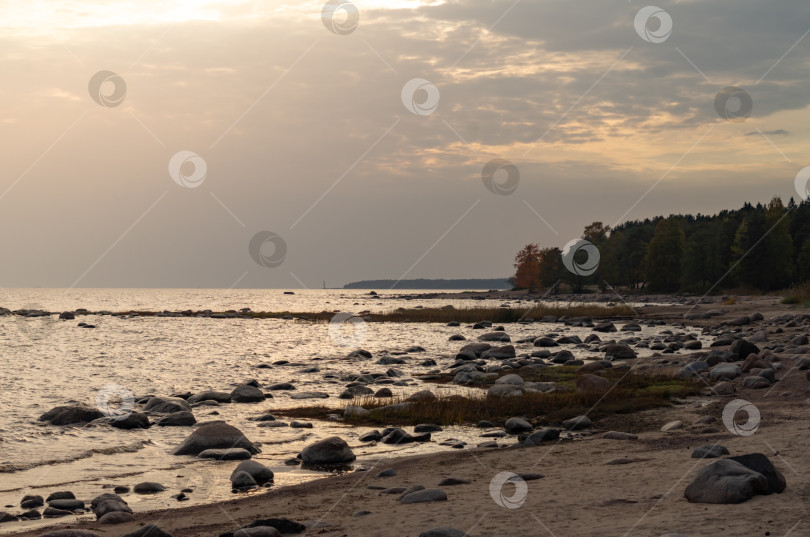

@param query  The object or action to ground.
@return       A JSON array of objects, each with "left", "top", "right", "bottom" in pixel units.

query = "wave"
[{"left": 0, "top": 439, "right": 152, "bottom": 474}]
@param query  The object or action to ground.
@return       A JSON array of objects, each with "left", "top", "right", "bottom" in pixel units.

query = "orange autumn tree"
[{"left": 513, "top": 243, "right": 542, "bottom": 292}]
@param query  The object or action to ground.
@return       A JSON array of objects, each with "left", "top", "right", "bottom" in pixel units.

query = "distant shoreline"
[{"left": 342, "top": 278, "right": 511, "bottom": 290}]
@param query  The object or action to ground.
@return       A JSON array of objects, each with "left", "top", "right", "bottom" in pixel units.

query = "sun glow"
[{"left": 4, "top": 0, "right": 444, "bottom": 32}]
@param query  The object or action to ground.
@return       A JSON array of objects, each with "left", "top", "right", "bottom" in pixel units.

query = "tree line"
[{"left": 513, "top": 196, "right": 810, "bottom": 294}]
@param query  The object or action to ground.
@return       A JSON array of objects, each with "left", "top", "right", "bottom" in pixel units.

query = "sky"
[{"left": 1, "top": 0, "right": 809, "bottom": 288}]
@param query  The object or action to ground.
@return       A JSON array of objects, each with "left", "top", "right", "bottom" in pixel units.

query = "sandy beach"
[{"left": 5, "top": 295, "right": 809, "bottom": 537}]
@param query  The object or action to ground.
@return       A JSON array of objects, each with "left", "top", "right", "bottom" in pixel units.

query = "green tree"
[{"left": 645, "top": 218, "right": 685, "bottom": 291}]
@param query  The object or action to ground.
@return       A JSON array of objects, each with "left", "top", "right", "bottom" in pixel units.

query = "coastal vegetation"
[
  {"left": 276, "top": 366, "right": 701, "bottom": 427},
  {"left": 514, "top": 197, "right": 810, "bottom": 296}
]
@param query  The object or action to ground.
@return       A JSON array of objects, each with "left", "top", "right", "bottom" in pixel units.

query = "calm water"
[{"left": 0, "top": 289, "right": 691, "bottom": 533}]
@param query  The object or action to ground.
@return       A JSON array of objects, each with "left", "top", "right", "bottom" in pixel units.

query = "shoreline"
[
  {"left": 4, "top": 295, "right": 809, "bottom": 536},
  {"left": 8, "top": 393, "right": 809, "bottom": 537}
]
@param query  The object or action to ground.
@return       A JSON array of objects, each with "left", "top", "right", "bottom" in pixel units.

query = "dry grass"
[
  {"left": 275, "top": 367, "right": 700, "bottom": 427},
  {"left": 782, "top": 282, "right": 810, "bottom": 306}
]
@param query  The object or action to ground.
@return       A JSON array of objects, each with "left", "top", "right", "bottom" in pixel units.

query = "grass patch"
[
  {"left": 782, "top": 282, "right": 810, "bottom": 306},
  {"left": 274, "top": 367, "right": 701, "bottom": 427}
]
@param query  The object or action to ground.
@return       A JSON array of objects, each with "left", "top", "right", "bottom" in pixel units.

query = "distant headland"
[{"left": 342, "top": 278, "right": 511, "bottom": 290}]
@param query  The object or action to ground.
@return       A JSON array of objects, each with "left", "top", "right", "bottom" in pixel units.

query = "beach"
[{"left": 1, "top": 291, "right": 807, "bottom": 537}]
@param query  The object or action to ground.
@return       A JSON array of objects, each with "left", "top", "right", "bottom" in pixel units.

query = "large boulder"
[
  {"left": 172, "top": 421, "right": 260, "bottom": 456},
  {"left": 301, "top": 436, "right": 355, "bottom": 465},
  {"left": 39, "top": 405, "right": 103, "bottom": 425},
  {"left": 727, "top": 453, "right": 786, "bottom": 494},
  {"left": 684, "top": 459, "right": 768, "bottom": 503}
]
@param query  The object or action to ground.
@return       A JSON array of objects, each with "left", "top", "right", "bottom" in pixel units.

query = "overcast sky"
[{"left": 1, "top": 0, "right": 808, "bottom": 288}]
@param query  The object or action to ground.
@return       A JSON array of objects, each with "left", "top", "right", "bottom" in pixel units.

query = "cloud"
[{"left": 0, "top": 0, "right": 807, "bottom": 288}]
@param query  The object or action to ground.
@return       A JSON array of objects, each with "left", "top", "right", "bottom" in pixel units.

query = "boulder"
[
  {"left": 661, "top": 420, "right": 683, "bottom": 432},
  {"left": 495, "top": 374, "right": 524, "bottom": 385},
  {"left": 459, "top": 343, "right": 490, "bottom": 356},
  {"left": 344, "top": 405, "right": 370, "bottom": 418},
  {"left": 488, "top": 384, "right": 524, "bottom": 397},
  {"left": 602, "top": 431, "right": 637, "bottom": 440},
  {"left": 93, "top": 499, "right": 131, "bottom": 518},
  {"left": 289, "top": 392, "right": 329, "bottom": 399},
  {"left": 523, "top": 428, "right": 560, "bottom": 445},
  {"left": 533, "top": 337, "right": 558, "bottom": 347},
  {"left": 400, "top": 488, "right": 447, "bottom": 504},
  {"left": 727, "top": 453, "right": 786, "bottom": 494},
  {"left": 684, "top": 459, "right": 768, "bottom": 503},
  {"left": 381, "top": 428, "right": 430, "bottom": 444},
  {"left": 47, "top": 499, "right": 84, "bottom": 510},
  {"left": 46, "top": 491, "right": 75, "bottom": 501},
  {"left": 144, "top": 397, "right": 193, "bottom": 414},
  {"left": 742, "top": 376, "right": 771, "bottom": 389},
  {"left": 230, "top": 385, "right": 265, "bottom": 403},
  {"left": 478, "top": 332, "right": 511, "bottom": 342},
  {"left": 20, "top": 495, "right": 44, "bottom": 509},
  {"left": 172, "top": 421, "right": 260, "bottom": 456},
  {"left": 419, "top": 528, "right": 468, "bottom": 537},
  {"left": 157, "top": 411, "right": 196, "bottom": 426},
  {"left": 230, "top": 460, "right": 274, "bottom": 485},
  {"left": 482, "top": 345, "right": 516, "bottom": 359},
  {"left": 709, "top": 363, "right": 741, "bottom": 380},
  {"left": 504, "top": 417, "right": 532, "bottom": 434},
  {"left": 562, "top": 415, "right": 591, "bottom": 430},
  {"left": 301, "top": 436, "right": 355, "bottom": 465},
  {"left": 407, "top": 390, "right": 437, "bottom": 402},
  {"left": 42, "top": 507, "right": 73, "bottom": 518},
  {"left": 731, "top": 339, "right": 760, "bottom": 360},
  {"left": 98, "top": 511, "right": 136, "bottom": 524},
  {"left": 230, "top": 471, "right": 258, "bottom": 490},
  {"left": 234, "top": 528, "right": 282, "bottom": 537},
  {"left": 110, "top": 411, "right": 150, "bottom": 430},
  {"left": 603, "top": 344, "right": 636, "bottom": 359},
  {"left": 133, "top": 482, "right": 165, "bottom": 494},
  {"left": 39, "top": 405, "right": 103, "bottom": 425}
]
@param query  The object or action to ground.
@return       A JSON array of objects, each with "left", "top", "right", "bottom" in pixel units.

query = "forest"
[{"left": 513, "top": 196, "right": 810, "bottom": 295}]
